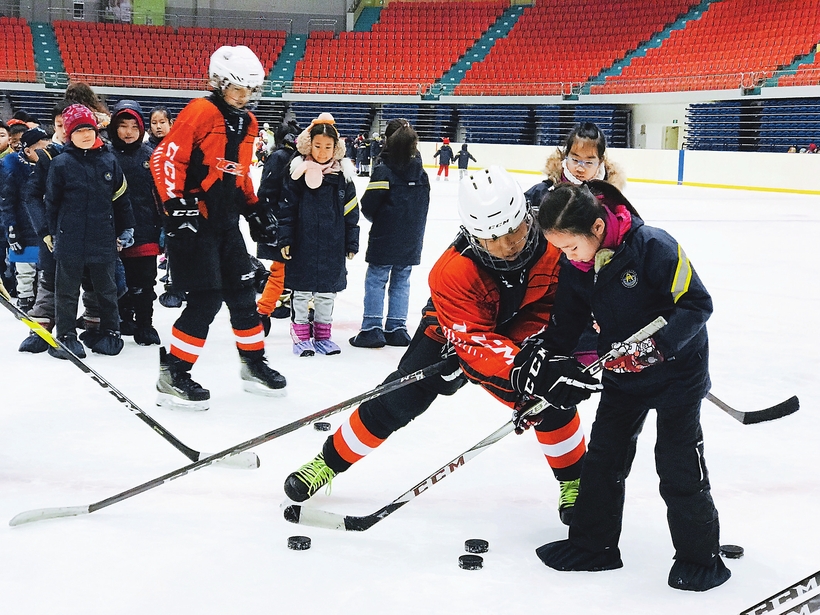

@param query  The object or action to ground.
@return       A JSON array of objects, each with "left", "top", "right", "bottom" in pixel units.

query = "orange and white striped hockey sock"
[
  {"left": 169, "top": 326, "right": 206, "bottom": 365},
  {"left": 234, "top": 323, "right": 265, "bottom": 354},
  {"left": 331, "top": 408, "right": 386, "bottom": 467},
  {"left": 535, "top": 412, "right": 586, "bottom": 475}
]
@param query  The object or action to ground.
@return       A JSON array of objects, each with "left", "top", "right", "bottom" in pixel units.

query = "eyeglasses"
[{"left": 566, "top": 155, "right": 601, "bottom": 169}]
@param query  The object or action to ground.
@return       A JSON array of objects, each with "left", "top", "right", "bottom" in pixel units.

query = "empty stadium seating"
[
  {"left": 52, "top": 21, "right": 286, "bottom": 89},
  {"left": 0, "top": 16, "right": 36, "bottom": 83}
]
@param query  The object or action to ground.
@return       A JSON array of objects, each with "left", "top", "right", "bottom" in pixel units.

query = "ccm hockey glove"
[
  {"left": 511, "top": 341, "right": 602, "bottom": 410},
  {"left": 245, "top": 204, "right": 278, "bottom": 245},
  {"left": 163, "top": 197, "right": 200, "bottom": 237},
  {"left": 603, "top": 338, "right": 664, "bottom": 373}
]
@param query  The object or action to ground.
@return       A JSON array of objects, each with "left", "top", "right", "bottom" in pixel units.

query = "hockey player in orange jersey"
[{"left": 284, "top": 166, "right": 601, "bottom": 524}]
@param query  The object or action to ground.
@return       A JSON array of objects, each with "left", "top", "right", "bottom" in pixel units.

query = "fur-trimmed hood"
[{"left": 542, "top": 148, "right": 626, "bottom": 190}]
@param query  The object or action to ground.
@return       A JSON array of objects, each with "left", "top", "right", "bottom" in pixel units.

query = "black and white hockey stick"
[
  {"left": 0, "top": 291, "right": 259, "bottom": 470},
  {"left": 8, "top": 360, "right": 449, "bottom": 526},
  {"left": 284, "top": 317, "right": 668, "bottom": 532},
  {"left": 705, "top": 392, "right": 799, "bottom": 425}
]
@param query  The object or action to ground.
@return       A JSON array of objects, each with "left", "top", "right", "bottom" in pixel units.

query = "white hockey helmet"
[
  {"left": 209, "top": 45, "right": 265, "bottom": 104},
  {"left": 458, "top": 166, "right": 539, "bottom": 271}
]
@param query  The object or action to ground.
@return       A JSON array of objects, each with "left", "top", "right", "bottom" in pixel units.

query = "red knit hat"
[
  {"left": 442, "top": 137, "right": 450, "bottom": 144},
  {"left": 62, "top": 104, "right": 98, "bottom": 138}
]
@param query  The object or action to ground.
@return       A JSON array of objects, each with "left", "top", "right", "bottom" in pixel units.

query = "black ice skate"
[
  {"left": 240, "top": 356, "right": 287, "bottom": 397},
  {"left": 156, "top": 347, "right": 210, "bottom": 411},
  {"left": 284, "top": 453, "right": 336, "bottom": 502}
]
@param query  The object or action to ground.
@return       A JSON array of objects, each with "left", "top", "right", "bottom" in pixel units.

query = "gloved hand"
[
  {"left": 7, "top": 226, "right": 23, "bottom": 254},
  {"left": 603, "top": 338, "right": 664, "bottom": 374},
  {"left": 281, "top": 245, "right": 291, "bottom": 260},
  {"left": 512, "top": 398, "right": 548, "bottom": 435},
  {"left": 163, "top": 197, "right": 200, "bottom": 237},
  {"left": 511, "top": 341, "right": 602, "bottom": 410},
  {"left": 43, "top": 235, "right": 54, "bottom": 252},
  {"left": 347, "top": 252, "right": 355, "bottom": 260},
  {"left": 117, "top": 228, "right": 134, "bottom": 250},
  {"left": 245, "top": 205, "right": 278, "bottom": 245}
]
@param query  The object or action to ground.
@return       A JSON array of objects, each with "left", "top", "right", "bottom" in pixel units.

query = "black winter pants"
[
  {"left": 120, "top": 255, "right": 158, "bottom": 327},
  {"left": 55, "top": 257, "right": 118, "bottom": 337},
  {"left": 569, "top": 388, "right": 721, "bottom": 567}
]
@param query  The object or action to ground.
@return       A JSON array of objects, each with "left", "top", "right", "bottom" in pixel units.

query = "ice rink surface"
[{"left": 1, "top": 169, "right": 817, "bottom": 615}]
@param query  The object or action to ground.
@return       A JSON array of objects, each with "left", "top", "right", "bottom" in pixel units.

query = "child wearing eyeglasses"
[{"left": 541, "top": 122, "right": 626, "bottom": 190}]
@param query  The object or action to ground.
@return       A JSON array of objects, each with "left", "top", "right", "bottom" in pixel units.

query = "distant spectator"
[
  {"left": 433, "top": 136, "right": 453, "bottom": 181},
  {"left": 454, "top": 142, "right": 477, "bottom": 180},
  {"left": 64, "top": 82, "right": 111, "bottom": 131},
  {"left": 787, "top": 145, "right": 797, "bottom": 153},
  {"left": 0, "top": 121, "right": 10, "bottom": 158},
  {"left": 369, "top": 132, "right": 382, "bottom": 163},
  {"left": 7, "top": 121, "right": 29, "bottom": 152},
  {"left": 808, "top": 143, "right": 818, "bottom": 154}
]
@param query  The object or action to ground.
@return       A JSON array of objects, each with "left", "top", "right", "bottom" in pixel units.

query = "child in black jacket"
[
  {"left": 513, "top": 181, "right": 729, "bottom": 592},
  {"left": 44, "top": 103, "right": 135, "bottom": 358},
  {"left": 349, "top": 118, "right": 430, "bottom": 348},
  {"left": 108, "top": 99, "right": 162, "bottom": 346}
]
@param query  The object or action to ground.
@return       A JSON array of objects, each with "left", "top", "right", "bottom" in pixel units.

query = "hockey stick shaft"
[
  {"left": 284, "top": 317, "right": 668, "bottom": 531},
  {"left": 9, "top": 359, "right": 449, "bottom": 526},
  {"left": 0, "top": 292, "right": 257, "bottom": 469}
]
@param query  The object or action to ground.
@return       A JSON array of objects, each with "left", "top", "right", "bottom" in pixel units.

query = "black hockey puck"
[
  {"left": 465, "top": 539, "right": 489, "bottom": 554},
  {"left": 720, "top": 544, "right": 744, "bottom": 559},
  {"left": 458, "top": 554, "right": 483, "bottom": 570},
  {"left": 314, "top": 422, "right": 331, "bottom": 431},
  {"left": 287, "top": 535, "right": 311, "bottom": 551}
]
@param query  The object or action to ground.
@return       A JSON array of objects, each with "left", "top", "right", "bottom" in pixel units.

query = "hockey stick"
[
  {"left": 705, "top": 392, "right": 799, "bottom": 425},
  {"left": 284, "top": 317, "right": 668, "bottom": 532},
  {"left": 8, "top": 359, "right": 449, "bottom": 526},
  {"left": 0, "top": 292, "right": 259, "bottom": 470}
]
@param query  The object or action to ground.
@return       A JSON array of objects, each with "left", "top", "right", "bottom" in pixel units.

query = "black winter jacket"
[
  {"left": 23, "top": 143, "right": 62, "bottom": 240},
  {"left": 454, "top": 146, "right": 476, "bottom": 169},
  {"left": 542, "top": 212, "right": 712, "bottom": 407},
  {"left": 279, "top": 157, "right": 359, "bottom": 293},
  {"left": 255, "top": 142, "right": 296, "bottom": 260},
  {"left": 108, "top": 100, "right": 161, "bottom": 250},
  {"left": 360, "top": 152, "right": 429, "bottom": 266},
  {"left": 45, "top": 142, "right": 135, "bottom": 263},
  {"left": 433, "top": 145, "right": 454, "bottom": 166},
  {"left": 0, "top": 152, "right": 38, "bottom": 247}
]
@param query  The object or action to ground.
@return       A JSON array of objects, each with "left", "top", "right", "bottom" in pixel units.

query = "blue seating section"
[{"left": 379, "top": 104, "right": 456, "bottom": 141}]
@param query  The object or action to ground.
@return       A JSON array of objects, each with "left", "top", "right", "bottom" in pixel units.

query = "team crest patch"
[
  {"left": 621, "top": 270, "right": 638, "bottom": 288},
  {"left": 104, "top": 171, "right": 113, "bottom": 181}
]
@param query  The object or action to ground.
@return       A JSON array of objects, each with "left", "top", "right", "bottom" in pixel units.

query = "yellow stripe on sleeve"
[
  {"left": 365, "top": 181, "right": 390, "bottom": 192},
  {"left": 671, "top": 244, "right": 693, "bottom": 303},
  {"left": 344, "top": 196, "right": 358, "bottom": 215},
  {"left": 113, "top": 176, "right": 128, "bottom": 201}
]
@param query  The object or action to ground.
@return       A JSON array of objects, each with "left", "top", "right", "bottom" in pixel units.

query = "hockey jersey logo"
[{"left": 215, "top": 158, "right": 247, "bottom": 177}]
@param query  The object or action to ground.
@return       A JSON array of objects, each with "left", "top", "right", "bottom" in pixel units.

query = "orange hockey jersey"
[
  {"left": 150, "top": 97, "right": 258, "bottom": 215},
  {"left": 426, "top": 233, "right": 562, "bottom": 406}
]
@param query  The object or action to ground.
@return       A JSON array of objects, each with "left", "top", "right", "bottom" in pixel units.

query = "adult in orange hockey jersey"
[
  {"left": 150, "top": 46, "right": 284, "bottom": 410},
  {"left": 284, "top": 167, "right": 601, "bottom": 523}
]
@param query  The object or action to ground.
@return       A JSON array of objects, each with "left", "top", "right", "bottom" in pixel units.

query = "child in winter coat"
[
  {"left": 44, "top": 103, "right": 135, "bottom": 358},
  {"left": 454, "top": 142, "right": 477, "bottom": 180},
  {"left": 525, "top": 181, "right": 730, "bottom": 592},
  {"left": 433, "top": 137, "right": 454, "bottom": 180},
  {"left": 108, "top": 99, "right": 163, "bottom": 346},
  {"left": 349, "top": 118, "right": 430, "bottom": 348},
  {"left": 147, "top": 106, "right": 173, "bottom": 148},
  {"left": 256, "top": 119, "right": 300, "bottom": 332},
  {"left": 0, "top": 127, "right": 51, "bottom": 313},
  {"left": 279, "top": 112, "right": 359, "bottom": 356}
]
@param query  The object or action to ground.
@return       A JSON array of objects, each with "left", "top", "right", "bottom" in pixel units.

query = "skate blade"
[
  {"left": 156, "top": 392, "right": 210, "bottom": 411},
  {"left": 242, "top": 381, "right": 287, "bottom": 397}
]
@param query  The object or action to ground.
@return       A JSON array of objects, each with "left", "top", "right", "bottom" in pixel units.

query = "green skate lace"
[
  {"left": 294, "top": 454, "right": 336, "bottom": 496},
  {"left": 558, "top": 479, "right": 580, "bottom": 509}
]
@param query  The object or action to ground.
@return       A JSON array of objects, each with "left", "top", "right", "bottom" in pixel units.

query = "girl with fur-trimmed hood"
[
  {"left": 529, "top": 123, "right": 626, "bottom": 208},
  {"left": 279, "top": 112, "right": 360, "bottom": 357}
]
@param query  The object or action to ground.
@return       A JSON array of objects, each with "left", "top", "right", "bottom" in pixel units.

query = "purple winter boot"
[
  {"left": 290, "top": 322, "right": 315, "bottom": 357},
  {"left": 313, "top": 322, "right": 341, "bottom": 356}
]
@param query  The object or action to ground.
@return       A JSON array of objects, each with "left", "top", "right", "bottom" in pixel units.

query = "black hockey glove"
[
  {"left": 7, "top": 226, "right": 23, "bottom": 254},
  {"left": 511, "top": 341, "right": 602, "bottom": 410},
  {"left": 163, "top": 197, "right": 200, "bottom": 237},
  {"left": 245, "top": 204, "right": 278, "bottom": 245},
  {"left": 512, "top": 397, "right": 549, "bottom": 435}
]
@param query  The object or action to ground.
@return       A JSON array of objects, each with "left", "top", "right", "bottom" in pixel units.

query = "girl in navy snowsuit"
[
  {"left": 279, "top": 113, "right": 359, "bottom": 357},
  {"left": 517, "top": 181, "right": 730, "bottom": 592}
]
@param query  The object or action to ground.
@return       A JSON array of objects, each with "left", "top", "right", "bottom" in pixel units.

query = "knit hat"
[
  {"left": 296, "top": 112, "right": 345, "bottom": 160},
  {"left": 442, "top": 137, "right": 450, "bottom": 144},
  {"left": 62, "top": 104, "right": 98, "bottom": 138},
  {"left": 20, "top": 127, "right": 49, "bottom": 149}
]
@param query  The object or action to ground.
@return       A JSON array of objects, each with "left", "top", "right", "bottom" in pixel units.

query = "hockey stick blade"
[
  {"left": 283, "top": 318, "right": 670, "bottom": 532},
  {"left": 9, "top": 360, "right": 448, "bottom": 526},
  {"left": 706, "top": 392, "right": 799, "bottom": 425},
  {"left": 0, "top": 292, "right": 260, "bottom": 470}
]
